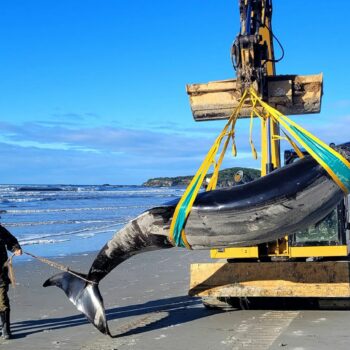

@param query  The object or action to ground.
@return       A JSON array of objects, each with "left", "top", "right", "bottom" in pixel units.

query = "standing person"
[{"left": 0, "top": 224, "right": 22, "bottom": 339}]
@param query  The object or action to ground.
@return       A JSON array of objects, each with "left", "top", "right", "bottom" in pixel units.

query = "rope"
[
  {"left": 4, "top": 253, "right": 16, "bottom": 287},
  {"left": 23, "top": 251, "right": 97, "bottom": 285}
]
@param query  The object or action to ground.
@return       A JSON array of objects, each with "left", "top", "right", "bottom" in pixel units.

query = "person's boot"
[
  {"left": 0, "top": 312, "right": 3, "bottom": 337},
  {"left": 1, "top": 310, "right": 11, "bottom": 339}
]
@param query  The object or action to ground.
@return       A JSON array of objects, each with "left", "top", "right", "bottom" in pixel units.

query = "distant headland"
[{"left": 142, "top": 167, "right": 260, "bottom": 187}]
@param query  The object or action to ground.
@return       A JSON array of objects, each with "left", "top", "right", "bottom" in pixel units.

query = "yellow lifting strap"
[
  {"left": 168, "top": 89, "right": 249, "bottom": 248},
  {"left": 169, "top": 88, "right": 350, "bottom": 248}
]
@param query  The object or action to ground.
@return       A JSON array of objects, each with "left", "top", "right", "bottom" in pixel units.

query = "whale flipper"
[{"left": 43, "top": 272, "right": 110, "bottom": 336}]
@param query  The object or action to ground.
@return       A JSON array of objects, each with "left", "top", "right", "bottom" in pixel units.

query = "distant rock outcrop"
[{"left": 142, "top": 167, "right": 260, "bottom": 187}]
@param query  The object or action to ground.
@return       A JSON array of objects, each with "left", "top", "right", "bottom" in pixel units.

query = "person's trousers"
[{"left": 0, "top": 286, "right": 9, "bottom": 312}]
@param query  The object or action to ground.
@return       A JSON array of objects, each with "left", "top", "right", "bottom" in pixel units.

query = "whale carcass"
[{"left": 44, "top": 142, "right": 350, "bottom": 335}]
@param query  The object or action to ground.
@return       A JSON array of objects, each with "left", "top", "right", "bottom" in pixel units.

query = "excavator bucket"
[{"left": 186, "top": 73, "right": 323, "bottom": 121}]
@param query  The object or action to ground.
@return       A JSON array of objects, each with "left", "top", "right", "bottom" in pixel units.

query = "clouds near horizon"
[
  {"left": 0, "top": 109, "right": 349, "bottom": 184},
  {"left": 0, "top": 119, "right": 260, "bottom": 184}
]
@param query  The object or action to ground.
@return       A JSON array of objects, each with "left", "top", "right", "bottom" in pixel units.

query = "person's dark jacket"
[{"left": 0, "top": 224, "right": 21, "bottom": 287}]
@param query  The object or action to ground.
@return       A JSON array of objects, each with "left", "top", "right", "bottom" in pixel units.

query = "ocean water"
[{"left": 0, "top": 184, "right": 183, "bottom": 260}]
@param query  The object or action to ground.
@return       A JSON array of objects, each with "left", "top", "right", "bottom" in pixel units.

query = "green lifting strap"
[
  {"left": 290, "top": 126, "right": 350, "bottom": 193},
  {"left": 250, "top": 88, "right": 350, "bottom": 194},
  {"left": 171, "top": 177, "right": 201, "bottom": 248}
]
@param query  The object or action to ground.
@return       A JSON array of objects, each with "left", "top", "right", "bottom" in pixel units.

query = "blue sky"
[{"left": 0, "top": 0, "right": 349, "bottom": 184}]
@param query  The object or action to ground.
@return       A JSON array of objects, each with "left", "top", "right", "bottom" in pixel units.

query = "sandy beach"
[{"left": 1, "top": 248, "right": 350, "bottom": 350}]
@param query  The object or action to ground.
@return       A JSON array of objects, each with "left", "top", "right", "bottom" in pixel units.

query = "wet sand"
[{"left": 2, "top": 248, "right": 350, "bottom": 349}]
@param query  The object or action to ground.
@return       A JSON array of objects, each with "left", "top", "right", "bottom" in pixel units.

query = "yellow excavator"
[{"left": 187, "top": 0, "right": 350, "bottom": 308}]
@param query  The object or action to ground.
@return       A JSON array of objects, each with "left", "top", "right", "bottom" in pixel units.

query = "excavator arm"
[
  {"left": 187, "top": 0, "right": 322, "bottom": 173},
  {"left": 232, "top": 0, "right": 280, "bottom": 172},
  {"left": 186, "top": 0, "right": 323, "bottom": 126},
  {"left": 232, "top": 0, "right": 275, "bottom": 96}
]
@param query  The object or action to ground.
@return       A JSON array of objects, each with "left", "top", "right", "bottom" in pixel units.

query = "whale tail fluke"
[{"left": 43, "top": 272, "right": 111, "bottom": 336}]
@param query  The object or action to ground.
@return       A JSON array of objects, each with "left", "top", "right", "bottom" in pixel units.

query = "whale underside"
[{"left": 44, "top": 142, "right": 350, "bottom": 335}]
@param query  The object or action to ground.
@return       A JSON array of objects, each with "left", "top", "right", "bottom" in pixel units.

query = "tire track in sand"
[{"left": 222, "top": 311, "right": 299, "bottom": 350}]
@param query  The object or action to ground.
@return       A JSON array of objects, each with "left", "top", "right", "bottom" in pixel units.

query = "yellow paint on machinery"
[
  {"left": 210, "top": 247, "right": 259, "bottom": 259},
  {"left": 210, "top": 245, "right": 349, "bottom": 259},
  {"left": 189, "top": 261, "right": 350, "bottom": 298},
  {"left": 186, "top": 74, "right": 323, "bottom": 122},
  {"left": 260, "top": 14, "right": 280, "bottom": 172}
]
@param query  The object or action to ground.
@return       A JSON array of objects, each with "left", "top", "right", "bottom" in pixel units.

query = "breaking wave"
[
  {"left": 4, "top": 205, "right": 147, "bottom": 215},
  {"left": 0, "top": 184, "right": 182, "bottom": 256},
  {"left": 20, "top": 239, "right": 70, "bottom": 246}
]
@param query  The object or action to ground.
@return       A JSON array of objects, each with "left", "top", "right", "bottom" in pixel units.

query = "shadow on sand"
[{"left": 10, "top": 295, "right": 222, "bottom": 339}]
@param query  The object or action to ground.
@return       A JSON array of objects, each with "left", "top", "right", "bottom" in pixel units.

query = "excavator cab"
[{"left": 285, "top": 149, "right": 349, "bottom": 255}]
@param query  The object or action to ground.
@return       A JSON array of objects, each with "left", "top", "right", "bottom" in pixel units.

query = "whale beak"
[{"left": 43, "top": 272, "right": 111, "bottom": 336}]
